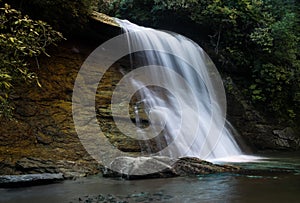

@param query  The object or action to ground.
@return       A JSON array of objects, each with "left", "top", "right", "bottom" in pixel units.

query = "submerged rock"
[{"left": 75, "top": 192, "right": 174, "bottom": 203}]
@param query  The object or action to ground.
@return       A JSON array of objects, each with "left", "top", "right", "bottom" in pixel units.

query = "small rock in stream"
[
  {"left": 0, "top": 173, "right": 64, "bottom": 187},
  {"left": 74, "top": 192, "right": 174, "bottom": 203}
]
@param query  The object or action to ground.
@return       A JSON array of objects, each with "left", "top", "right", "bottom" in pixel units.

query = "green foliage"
[
  {"left": 0, "top": 3, "right": 63, "bottom": 118},
  {"left": 103, "top": 0, "right": 300, "bottom": 121},
  {"left": 105, "top": 0, "right": 155, "bottom": 24},
  {"left": 248, "top": 1, "right": 300, "bottom": 119},
  {"left": 0, "top": 98, "right": 14, "bottom": 119},
  {"left": 9, "top": 0, "right": 98, "bottom": 34}
]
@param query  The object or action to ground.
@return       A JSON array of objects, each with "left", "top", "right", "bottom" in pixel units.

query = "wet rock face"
[
  {"left": 225, "top": 79, "right": 300, "bottom": 151},
  {"left": 272, "top": 127, "right": 300, "bottom": 150},
  {"left": 0, "top": 39, "right": 107, "bottom": 177},
  {"left": 16, "top": 157, "right": 59, "bottom": 174}
]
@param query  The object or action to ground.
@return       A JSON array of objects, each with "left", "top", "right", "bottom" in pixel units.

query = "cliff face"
[
  {"left": 0, "top": 13, "right": 299, "bottom": 177},
  {"left": 0, "top": 16, "right": 143, "bottom": 175},
  {"left": 0, "top": 39, "right": 100, "bottom": 177}
]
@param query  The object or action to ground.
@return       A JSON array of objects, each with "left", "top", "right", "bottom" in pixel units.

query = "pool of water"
[{"left": 1, "top": 152, "right": 299, "bottom": 203}]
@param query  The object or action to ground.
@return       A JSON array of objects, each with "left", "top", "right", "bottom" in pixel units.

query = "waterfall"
[{"left": 114, "top": 19, "right": 247, "bottom": 161}]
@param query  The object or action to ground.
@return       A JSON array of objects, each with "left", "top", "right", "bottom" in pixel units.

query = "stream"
[{"left": 1, "top": 152, "right": 299, "bottom": 203}]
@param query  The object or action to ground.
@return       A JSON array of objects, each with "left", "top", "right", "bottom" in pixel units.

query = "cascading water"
[{"left": 115, "top": 19, "right": 246, "bottom": 161}]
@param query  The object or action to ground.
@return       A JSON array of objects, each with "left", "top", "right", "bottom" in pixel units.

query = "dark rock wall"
[{"left": 226, "top": 79, "right": 300, "bottom": 151}]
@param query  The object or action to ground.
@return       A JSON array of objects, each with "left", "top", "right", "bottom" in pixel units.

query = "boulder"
[
  {"left": 0, "top": 173, "right": 63, "bottom": 188},
  {"left": 272, "top": 127, "right": 300, "bottom": 150},
  {"left": 102, "top": 156, "right": 240, "bottom": 179}
]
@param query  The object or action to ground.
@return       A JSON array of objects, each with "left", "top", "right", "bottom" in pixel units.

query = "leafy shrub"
[{"left": 0, "top": 3, "right": 63, "bottom": 118}]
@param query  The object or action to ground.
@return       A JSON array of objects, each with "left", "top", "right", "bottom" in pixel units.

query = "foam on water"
[{"left": 209, "top": 155, "right": 265, "bottom": 163}]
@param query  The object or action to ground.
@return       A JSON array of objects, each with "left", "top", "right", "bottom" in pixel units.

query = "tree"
[{"left": 8, "top": 0, "right": 99, "bottom": 34}]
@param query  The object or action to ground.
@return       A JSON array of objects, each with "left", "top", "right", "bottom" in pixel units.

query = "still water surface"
[{"left": 1, "top": 152, "right": 299, "bottom": 203}]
